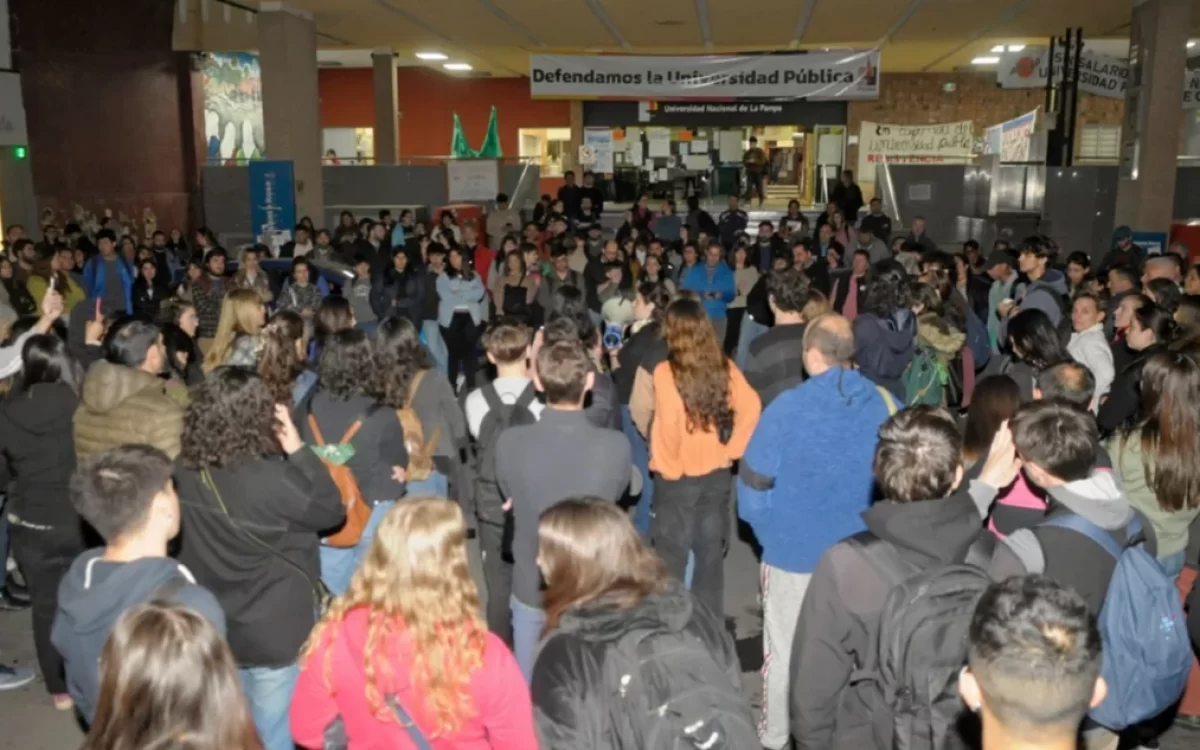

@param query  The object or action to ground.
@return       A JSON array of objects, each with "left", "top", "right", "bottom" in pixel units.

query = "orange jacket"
[{"left": 649, "top": 360, "right": 761, "bottom": 481}]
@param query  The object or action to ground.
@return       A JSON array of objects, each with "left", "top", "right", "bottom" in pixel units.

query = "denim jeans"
[
  {"left": 511, "top": 595, "right": 546, "bottom": 683},
  {"left": 319, "top": 544, "right": 358, "bottom": 597},
  {"left": 735, "top": 315, "right": 769, "bottom": 371},
  {"left": 422, "top": 320, "right": 448, "bottom": 377},
  {"left": 620, "top": 406, "right": 653, "bottom": 537},
  {"left": 405, "top": 470, "right": 448, "bottom": 500},
  {"left": 239, "top": 663, "right": 299, "bottom": 750}
]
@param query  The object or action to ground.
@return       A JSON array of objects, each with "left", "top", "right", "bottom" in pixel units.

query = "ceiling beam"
[
  {"left": 371, "top": 0, "right": 521, "bottom": 75},
  {"left": 918, "top": 0, "right": 1037, "bottom": 72},
  {"left": 788, "top": 0, "right": 817, "bottom": 49},
  {"left": 694, "top": 0, "right": 714, "bottom": 51},
  {"left": 475, "top": 0, "right": 545, "bottom": 47},
  {"left": 879, "top": 0, "right": 928, "bottom": 46},
  {"left": 585, "top": 0, "right": 631, "bottom": 50}
]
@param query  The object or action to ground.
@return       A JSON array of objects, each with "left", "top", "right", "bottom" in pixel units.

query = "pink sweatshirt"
[{"left": 290, "top": 608, "right": 536, "bottom": 750}]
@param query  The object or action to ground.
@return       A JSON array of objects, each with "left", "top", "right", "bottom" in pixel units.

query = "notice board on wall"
[{"left": 446, "top": 159, "right": 500, "bottom": 202}]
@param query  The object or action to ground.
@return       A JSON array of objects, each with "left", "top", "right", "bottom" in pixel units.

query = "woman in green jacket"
[{"left": 1107, "top": 349, "right": 1200, "bottom": 578}]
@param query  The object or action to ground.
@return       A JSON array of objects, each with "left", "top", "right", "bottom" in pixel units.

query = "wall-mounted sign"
[
  {"left": 248, "top": 160, "right": 295, "bottom": 252},
  {"left": 531, "top": 51, "right": 880, "bottom": 100},
  {"left": 998, "top": 46, "right": 1200, "bottom": 109},
  {"left": 857, "top": 120, "right": 975, "bottom": 199}
]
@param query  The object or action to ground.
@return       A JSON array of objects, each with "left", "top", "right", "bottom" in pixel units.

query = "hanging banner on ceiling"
[
  {"left": 998, "top": 46, "right": 1200, "bottom": 108},
  {"left": 582, "top": 129, "right": 614, "bottom": 174},
  {"left": 857, "top": 120, "right": 975, "bottom": 200},
  {"left": 529, "top": 51, "right": 880, "bottom": 99}
]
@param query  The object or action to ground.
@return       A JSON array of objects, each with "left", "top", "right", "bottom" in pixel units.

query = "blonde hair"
[
  {"left": 301, "top": 498, "right": 485, "bottom": 736},
  {"left": 203, "top": 289, "right": 265, "bottom": 372}
]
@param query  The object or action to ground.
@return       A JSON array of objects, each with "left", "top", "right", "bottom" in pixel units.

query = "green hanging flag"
[
  {"left": 476, "top": 106, "right": 503, "bottom": 159},
  {"left": 449, "top": 108, "right": 505, "bottom": 159},
  {"left": 450, "top": 112, "right": 475, "bottom": 158}
]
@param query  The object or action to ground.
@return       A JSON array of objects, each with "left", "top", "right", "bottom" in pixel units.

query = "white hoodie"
[{"left": 1068, "top": 323, "right": 1114, "bottom": 412}]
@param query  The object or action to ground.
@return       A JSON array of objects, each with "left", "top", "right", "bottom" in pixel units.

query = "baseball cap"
[{"left": 984, "top": 250, "right": 1015, "bottom": 271}]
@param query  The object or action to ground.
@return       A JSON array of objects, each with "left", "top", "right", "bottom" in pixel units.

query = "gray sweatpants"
[{"left": 759, "top": 564, "right": 813, "bottom": 750}]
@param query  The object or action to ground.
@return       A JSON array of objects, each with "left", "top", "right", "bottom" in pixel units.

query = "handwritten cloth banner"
[{"left": 857, "top": 120, "right": 975, "bottom": 198}]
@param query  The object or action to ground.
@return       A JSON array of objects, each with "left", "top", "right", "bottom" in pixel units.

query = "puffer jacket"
[
  {"left": 73, "top": 361, "right": 185, "bottom": 459},
  {"left": 532, "top": 584, "right": 749, "bottom": 749}
]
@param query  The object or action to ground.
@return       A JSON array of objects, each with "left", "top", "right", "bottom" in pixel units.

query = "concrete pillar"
[
  {"left": 257, "top": 3, "right": 323, "bottom": 223},
  {"left": 1114, "top": 0, "right": 1190, "bottom": 231},
  {"left": 372, "top": 51, "right": 399, "bottom": 164},
  {"left": 566, "top": 100, "right": 584, "bottom": 174}
]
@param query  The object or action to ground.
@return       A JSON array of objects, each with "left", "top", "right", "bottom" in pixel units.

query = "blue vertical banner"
[{"left": 248, "top": 160, "right": 296, "bottom": 250}]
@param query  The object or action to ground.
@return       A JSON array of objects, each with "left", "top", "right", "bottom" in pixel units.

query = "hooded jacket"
[
  {"left": 52, "top": 552, "right": 225, "bottom": 723},
  {"left": 74, "top": 361, "right": 185, "bottom": 459},
  {"left": 916, "top": 312, "right": 966, "bottom": 357},
  {"left": 1002, "top": 268, "right": 1069, "bottom": 342},
  {"left": 0, "top": 382, "right": 79, "bottom": 526},
  {"left": 853, "top": 309, "right": 917, "bottom": 399},
  {"left": 532, "top": 584, "right": 747, "bottom": 750},
  {"left": 973, "top": 472, "right": 1153, "bottom": 614},
  {"left": 789, "top": 491, "right": 991, "bottom": 749}
]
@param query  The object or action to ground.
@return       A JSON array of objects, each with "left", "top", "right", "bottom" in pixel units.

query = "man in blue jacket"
[
  {"left": 681, "top": 242, "right": 735, "bottom": 341},
  {"left": 737, "top": 313, "right": 893, "bottom": 750},
  {"left": 82, "top": 229, "right": 135, "bottom": 317}
]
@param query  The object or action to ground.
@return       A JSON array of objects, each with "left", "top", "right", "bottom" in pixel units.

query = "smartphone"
[{"left": 603, "top": 322, "right": 624, "bottom": 352}]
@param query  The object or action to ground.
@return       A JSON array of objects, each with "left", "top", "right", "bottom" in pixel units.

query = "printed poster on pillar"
[
  {"left": 529, "top": 51, "right": 880, "bottom": 99},
  {"left": 248, "top": 160, "right": 296, "bottom": 252},
  {"left": 998, "top": 46, "right": 1200, "bottom": 109}
]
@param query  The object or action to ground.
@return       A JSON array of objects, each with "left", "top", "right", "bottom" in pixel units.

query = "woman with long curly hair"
[
  {"left": 648, "top": 298, "right": 760, "bottom": 619},
  {"left": 372, "top": 316, "right": 466, "bottom": 506},
  {"left": 83, "top": 603, "right": 262, "bottom": 750},
  {"left": 298, "top": 329, "right": 409, "bottom": 596},
  {"left": 174, "top": 367, "right": 344, "bottom": 750},
  {"left": 258, "top": 310, "right": 316, "bottom": 406},
  {"left": 202, "top": 288, "right": 266, "bottom": 372},
  {"left": 852, "top": 260, "right": 916, "bottom": 399},
  {"left": 291, "top": 498, "right": 535, "bottom": 749}
]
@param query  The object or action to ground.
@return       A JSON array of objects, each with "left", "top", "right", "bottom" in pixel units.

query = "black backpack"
[
  {"left": 473, "top": 382, "right": 540, "bottom": 560},
  {"left": 848, "top": 532, "right": 994, "bottom": 750},
  {"left": 603, "top": 620, "right": 757, "bottom": 749}
]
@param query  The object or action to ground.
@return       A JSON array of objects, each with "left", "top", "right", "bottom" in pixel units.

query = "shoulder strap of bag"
[
  {"left": 200, "top": 468, "right": 331, "bottom": 610},
  {"left": 874, "top": 385, "right": 898, "bottom": 416},
  {"left": 481, "top": 383, "right": 504, "bottom": 414},
  {"left": 385, "top": 695, "right": 433, "bottom": 750},
  {"left": 1041, "top": 513, "right": 1124, "bottom": 560},
  {"left": 306, "top": 413, "right": 327, "bottom": 447},
  {"left": 406, "top": 369, "right": 428, "bottom": 409},
  {"left": 515, "top": 381, "right": 539, "bottom": 410}
]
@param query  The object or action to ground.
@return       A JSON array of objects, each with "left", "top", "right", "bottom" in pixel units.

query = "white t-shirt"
[{"left": 464, "top": 376, "right": 545, "bottom": 439}]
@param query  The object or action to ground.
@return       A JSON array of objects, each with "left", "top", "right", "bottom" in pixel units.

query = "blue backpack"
[{"left": 1041, "top": 514, "right": 1191, "bottom": 730}]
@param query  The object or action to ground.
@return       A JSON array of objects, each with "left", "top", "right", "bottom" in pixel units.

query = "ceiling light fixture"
[
  {"left": 991, "top": 45, "right": 1005, "bottom": 53},
  {"left": 971, "top": 56, "right": 1000, "bottom": 65},
  {"left": 443, "top": 62, "right": 473, "bottom": 71},
  {"left": 1190, "top": 41, "right": 1197, "bottom": 48},
  {"left": 416, "top": 51, "right": 447, "bottom": 60},
  {"left": 1007, "top": 44, "right": 1025, "bottom": 52}
]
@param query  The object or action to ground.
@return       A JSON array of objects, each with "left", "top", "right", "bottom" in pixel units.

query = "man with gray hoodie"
[
  {"left": 969, "top": 400, "right": 1149, "bottom": 616},
  {"left": 52, "top": 445, "right": 224, "bottom": 723},
  {"left": 998, "top": 239, "right": 1069, "bottom": 343}
]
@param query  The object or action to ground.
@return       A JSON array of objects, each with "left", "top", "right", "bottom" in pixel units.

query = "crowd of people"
[{"left": 0, "top": 188, "right": 1198, "bottom": 750}]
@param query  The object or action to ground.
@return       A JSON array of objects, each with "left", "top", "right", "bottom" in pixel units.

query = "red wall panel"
[{"left": 318, "top": 68, "right": 570, "bottom": 158}]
